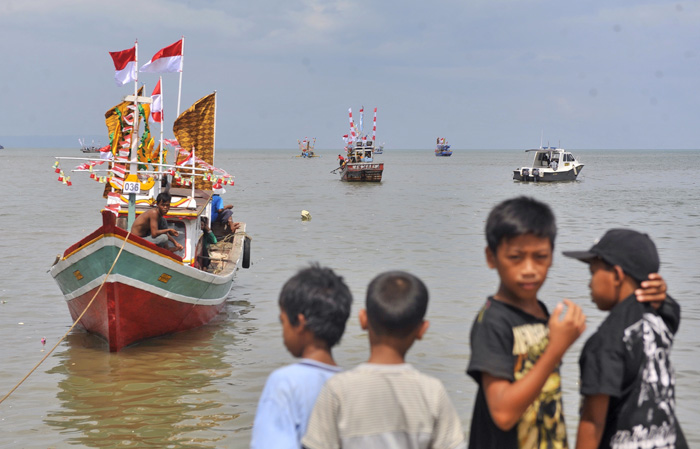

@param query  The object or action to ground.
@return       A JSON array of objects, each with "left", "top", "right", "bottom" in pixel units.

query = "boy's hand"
[
  {"left": 547, "top": 300, "right": 586, "bottom": 357},
  {"left": 635, "top": 273, "right": 666, "bottom": 310}
]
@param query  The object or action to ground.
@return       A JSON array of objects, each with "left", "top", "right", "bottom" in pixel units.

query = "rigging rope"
[{"left": 0, "top": 229, "right": 133, "bottom": 406}]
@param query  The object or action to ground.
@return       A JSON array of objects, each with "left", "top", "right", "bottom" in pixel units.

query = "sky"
[{"left": 1, "top": 0, "right": 699, "bottom": 150}]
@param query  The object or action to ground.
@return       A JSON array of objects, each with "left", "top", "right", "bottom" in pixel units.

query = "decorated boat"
[
  {"left": 296, "top": 137, "right": 319, "bottom": 158},
  {"left": 334, "top": 107, "right": 384, "bottom": 182},
  {"left": 49, "top": 40, "right": 250, "bottom": 352},
  {"left": 513, "top": 145, "right": 584, "bottom": 182},
  {"left": 435, "top": 137, "right": 452, "bottom": 156},
  {"left": 79, "top": 138, "right": 103, "bottom": 153}
]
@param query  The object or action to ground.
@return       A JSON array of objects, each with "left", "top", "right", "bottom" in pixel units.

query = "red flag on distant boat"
[
  {"left": 151, "top": 79, "right": 163, "bottom": 123},
  {"left": 140, "top": 39, "right": 183, "bottom": 73},
  {"left": 109, "top": 46, "right": 137, "bottom": 86}
]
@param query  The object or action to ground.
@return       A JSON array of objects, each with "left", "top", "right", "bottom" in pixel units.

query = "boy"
[
  {"left": 467, "top": 196, "right": 587, "bottom": 448},
  {"left": 250, "top": 264, "right": 353, "bottom": 449},
  {"left": 563, "top": 229, "right": 687, "bottom": 448},
  {"left": 302, "top": 271, "right": 466, "bottom": 449}
]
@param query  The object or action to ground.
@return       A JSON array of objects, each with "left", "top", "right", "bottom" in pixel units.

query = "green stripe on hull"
[{"left": 52, "top": 238, "right": 234, "bottom": 302}]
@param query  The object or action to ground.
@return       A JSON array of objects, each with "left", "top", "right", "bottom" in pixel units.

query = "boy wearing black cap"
[{"left": 564, "top": 229, "right": 687, "bottom": 449}]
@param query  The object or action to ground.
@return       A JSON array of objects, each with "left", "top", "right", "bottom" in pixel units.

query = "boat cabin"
[
  {"left": 112, "top": 187, "right": 220, "bottom": 268},
  {"left": 347, "top": 140, "right": 375, "bottom": 163}
]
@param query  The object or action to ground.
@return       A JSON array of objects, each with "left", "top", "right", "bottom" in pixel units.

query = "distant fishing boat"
[
  {"left": 435, "top": 137, "right": 452, "bottom": 157},
  {"left": 374, "top": 142, "right": 384, "bottom": 154},
  {"left": 296, "top": 137, "right": 319, "bottom": 158},
  {"left": 333, "top": 106, "right": 384, "bottom": 182},
  {"left": 79, "top": 138, "right": 101, "bottom": 153}
]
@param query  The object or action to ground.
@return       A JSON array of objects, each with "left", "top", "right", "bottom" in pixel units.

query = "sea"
[{"left": 0, "top": 147, "right": 698, "bottom": 448}]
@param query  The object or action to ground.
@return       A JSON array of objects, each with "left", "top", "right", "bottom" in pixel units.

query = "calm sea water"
[{"left": 1, "top": 147, "right": 698, "bottom": 448}]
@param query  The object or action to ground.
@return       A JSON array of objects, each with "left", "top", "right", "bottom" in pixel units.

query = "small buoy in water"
[
  {"left": 41, "top": 337, "right": 46, "bottom": 346},
  {"left": 301, "top": 210, "right": 311, "bottom": 221}
]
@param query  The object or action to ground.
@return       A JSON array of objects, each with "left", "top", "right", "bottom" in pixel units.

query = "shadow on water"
[{"left": 43, "top": 300, "right": 255, "bottom": 448}]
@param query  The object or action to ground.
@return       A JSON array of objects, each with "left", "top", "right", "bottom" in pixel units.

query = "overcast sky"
[{"left": 1, "top": 0, "right": 698, "bottom": 150}]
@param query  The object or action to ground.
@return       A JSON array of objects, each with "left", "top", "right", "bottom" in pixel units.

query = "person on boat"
[
  {"left": 364, "top": 152, "right": 373, "bottom": 162},
  {"left": 130, "top": 192, "right": 184, "bottom": 252},
  {"left": 197, "top": 217, "right": 218, "bottom": 271},
  {"left": 211, "top": 187, "right": 241, "bottom": 233},
  {"left": 550, "top": 159, "right": 558, "bottom": 171},
  {"left": 338, "top": 154, "right": 345, "bottom": 166}
]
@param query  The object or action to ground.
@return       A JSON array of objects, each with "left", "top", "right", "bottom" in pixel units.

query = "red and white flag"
[
  {"left": 150, "top": 79, "right": 163, "bottom": 123},
  {"left": 109, "top": 46, "right": 137, "bottom": 86},
  {"left": 140, "top": 39, "right": 183, "bottom": 73},
  {"left": 106, "top": 192, "right": 122, "bottom": 217}
]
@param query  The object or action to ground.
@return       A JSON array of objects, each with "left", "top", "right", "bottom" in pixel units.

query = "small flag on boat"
[
  {"left": 106, "top": 192, "right": 122, "bottom": 217},
  {"left": 109, "top": 45, "right": 137, "bottom": 86},
  {"left": 140, "top": 39, "right": 183, "bottom": 73},
  {"left": 150, "top": 79, "right": 163, "bottom": 123}
]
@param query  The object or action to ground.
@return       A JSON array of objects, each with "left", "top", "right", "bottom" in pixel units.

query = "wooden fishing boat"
[
  {"left": 50, "top": 74, "right": 250, "bottom": 351},
  {"left": 295, "top": 137, "right": 320, "bottom": 158},
  {"left": 337, "top": 140, "right": 383, "bottom": 182},
  {"left": 335, "top": 107, "right": 383, "bottom": 182},
  {"left": 435, "top": 137, "right": 452, "bottom": 156}
]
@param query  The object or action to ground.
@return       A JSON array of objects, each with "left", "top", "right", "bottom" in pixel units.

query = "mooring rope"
[{"left": 0, "top": 229, "right": 133, "bottom": 406}]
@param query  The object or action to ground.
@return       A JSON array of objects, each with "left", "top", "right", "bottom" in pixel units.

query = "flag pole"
[
  {"left": 127, "top": 39, "right": 140, "bottom": 229},
  {"left": 159, "top": 76, "right": 164, "bottom": 167},
  {"left": 177, "top": 36, "right": 184, "bottom": 117}
]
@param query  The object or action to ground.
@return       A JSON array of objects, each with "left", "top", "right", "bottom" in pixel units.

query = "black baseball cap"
[{"left": 562, "top": 229, "right": 659, "bottom": 283}]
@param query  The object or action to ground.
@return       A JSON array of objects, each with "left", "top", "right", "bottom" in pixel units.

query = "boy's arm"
[
  {"left": 483, "top": 300, "right": 586, "bottom": 430},
  {"left": 576, "top": 394, "right": 609, "bottom": 449}
]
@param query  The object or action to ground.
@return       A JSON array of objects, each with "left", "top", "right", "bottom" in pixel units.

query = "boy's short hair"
[
  {"left": 155, "top": 192, "right": 172, "bottom": 205},
  {"left": 278, "top": 264, "right": 352, "bottom": 348},
  {"left": 366, "top": 271, "right": 428, "bottom": 337},
  {"left": 485, "top": 196, "right": 557, "bottom": 252}
]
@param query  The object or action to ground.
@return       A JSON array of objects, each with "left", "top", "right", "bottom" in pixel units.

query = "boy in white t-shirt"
[{"left": 302, "top": 271, "right": 466, "bottom": 449}]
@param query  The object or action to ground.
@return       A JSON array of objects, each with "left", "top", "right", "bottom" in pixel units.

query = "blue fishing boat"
[{"left": 435, "top": 137, "right": 452, "bottom": 156}]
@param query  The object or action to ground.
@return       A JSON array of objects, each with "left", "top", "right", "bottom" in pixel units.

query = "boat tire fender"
[{"left": 242, "top": 236, "right": 251, "bottom": 269}]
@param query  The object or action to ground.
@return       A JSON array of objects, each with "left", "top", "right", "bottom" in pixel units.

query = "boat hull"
[
  {"left": 435, "top": 151, "right": 452, "bottom": 157},
  {"left": 340, "top": 162, "right": 384, "bottom": 182},
  {"left": 513, "top": 165, "right": 584, "bottom": 182},
  {"left": 50, "top": 212, "right": 244, "bottom": 351}
]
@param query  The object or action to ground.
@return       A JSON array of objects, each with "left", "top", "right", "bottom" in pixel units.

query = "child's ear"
[
  {"left": 358, "top": 309, "right": 369, "bottom": 330},
  {"left": 415, "top": 320, "right": 430, "bottom": 340},
  {"left": 296, "top": 313, "right": 307, "bottom": 330},
  {"left": 612, "top": 265, "right": 625, "bottom": 284},
  {"left": 485, "top": 246, "right": 496, "bottom": 269}
]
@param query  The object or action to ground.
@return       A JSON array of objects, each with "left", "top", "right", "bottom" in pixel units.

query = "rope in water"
[{"left": 0, "top": 229, "right": 132, "bottom": 406}]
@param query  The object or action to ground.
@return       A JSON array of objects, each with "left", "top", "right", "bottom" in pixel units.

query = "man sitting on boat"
[
  {"left": 212, "top": 187, "right": 241, "bottom": 234},
  {"left": 130, "top": 192, "right": 184, "bottom": 252}
]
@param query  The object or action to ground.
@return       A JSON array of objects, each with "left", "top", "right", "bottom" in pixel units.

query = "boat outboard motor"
[
  {"left": 532, "top": 168, "right": 540, "bottom": 181},
  {"left": 522, "top": 168, "right": 529, "bottom": 178}
]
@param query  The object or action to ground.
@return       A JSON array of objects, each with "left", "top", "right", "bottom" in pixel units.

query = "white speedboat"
[{"left": 513, "top": 146, "right": 583, "bottom": 182}]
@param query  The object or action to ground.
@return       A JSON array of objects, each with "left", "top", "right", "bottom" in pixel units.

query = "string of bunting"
[{"left": 52, "top": 140, "right": 233, "bottom": 190}]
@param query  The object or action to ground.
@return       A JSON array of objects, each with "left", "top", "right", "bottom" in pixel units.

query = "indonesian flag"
[
  {"left": 109, "top": 46, "right": 136, "bottom": 86},
  {"left": 151, "top": 79, "right": 163, "bottom": 123},
  {"left": 140, "top": 39, "right": 183, "bottom": 73},
  {"left": 106, "top": 192, "right": 122, "bottom": 217}
]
